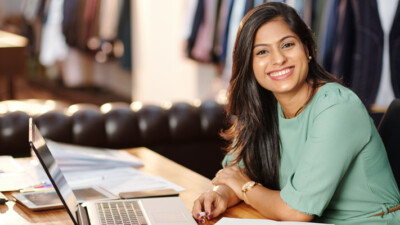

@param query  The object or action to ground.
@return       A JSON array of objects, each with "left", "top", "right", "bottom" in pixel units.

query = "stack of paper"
[
  {"left": 63, "top": 167, "right": 185, "bottom": 195},
  {"left": 4, "top": 141, "right": 184, "bottom": 195},
  {"left": 46, "top": 140, "right": 144, "bottom": 171},
  {"left": 12, "top": 159, "right": 184, "bottom": 195}
]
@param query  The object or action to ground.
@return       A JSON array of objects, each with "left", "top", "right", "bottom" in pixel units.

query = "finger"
[
  {"left": 212, "top": 176, "right": 222, "bottom": 186},
  {"left": 213, "top": 172, "right": 229, "bottom": 185},
  {"left": 210, "top": 199, "right": 227, "bottom": 219},
  {"left": 212, "top": 173, "right": 221, "bottom": 183},
  {"left": 202, "top": 193, "right": 214, "bottom": 216},
  {"left": 192, "top": 196, "right": 204, "bottom": 219}
]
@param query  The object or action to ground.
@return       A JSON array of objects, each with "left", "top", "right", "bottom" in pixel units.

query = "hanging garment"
[
  {"left": 213, "top": 0, "right": 234, "bottom": 64},
  {"left": 182, "top": 0, "right": 199, "bottom": 42},
  {"left": 62, "top": 0, "right": 81, "bottom": 47},
  {"left": 186, "top": 0, "right": 204, "bottom": 59},
  {"left": 331, "top": 0, "right": 400, "bottom": 109},
  {"left": 191, "top": 0, "right": 219, "bottom": 62},
  {"left": 81, "top": 0, "right": 100, "bottom": 49},
  {"left": 39, "top": 0, "right": 69, "bottom": 66},
  {"left": 98, "top": 0, "right": 119, "bottom": 41},
  {"left": 374, "top": 0, "right": 398, "bottom": 107},
  {"left": 318, "top": 0, "right": 340, "bottom": 72},
  {"left": 221, "top": 0, "right": 247, "bottom": 88},
  {"left": 117, "top": 0, "right": 132, "bottom": 70}
]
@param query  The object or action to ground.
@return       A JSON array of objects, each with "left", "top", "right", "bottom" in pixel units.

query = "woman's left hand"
[{"left": 212, "top": 166, "right": 251, "bottom": 199}]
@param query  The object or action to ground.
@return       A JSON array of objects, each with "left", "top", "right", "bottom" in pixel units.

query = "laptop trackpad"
[
  {"left": 150, "top": 211, "right": 189, "bottom": 223},
  {"left": 141, "top": 197, "right": 196, "bottom": 225}
]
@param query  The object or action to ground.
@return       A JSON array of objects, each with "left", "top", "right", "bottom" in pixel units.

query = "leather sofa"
[
  {"left": 0, "top": 99, "right": 228, "bottom": 179},
  {"left": 0, "top": 99, "right": 385, "bottom": 180}
]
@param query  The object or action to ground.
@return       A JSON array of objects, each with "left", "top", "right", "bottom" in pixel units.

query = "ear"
[
  {"left": 304, "top": 46, "right": 311, "bottom": 62},
  {"left": 304, "top": 46, "right": 310, "bottom": 58}
]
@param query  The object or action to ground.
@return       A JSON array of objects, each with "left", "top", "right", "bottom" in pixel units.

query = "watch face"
[
  {"left": 242, "top": 181, "right": 257, "bottom": 192},
  {"left": 241, "top": 181, "right": 258, "bottom": 204}
]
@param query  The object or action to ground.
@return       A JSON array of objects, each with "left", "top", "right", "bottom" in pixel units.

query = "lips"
[{"left": 267, "top": 66, "right": 294, "bottom": 80}]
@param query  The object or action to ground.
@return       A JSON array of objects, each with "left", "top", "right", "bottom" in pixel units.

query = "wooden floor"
[{"left": 1, "top": 76, "right": 131, "bottom": 106}]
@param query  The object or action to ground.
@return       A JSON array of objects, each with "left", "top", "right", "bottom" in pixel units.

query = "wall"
[{"left": 131, "top": 0, "right": 219, "bottom": 104}]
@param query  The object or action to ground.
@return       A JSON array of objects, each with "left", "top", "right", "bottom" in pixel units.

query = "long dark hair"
[{"left": 221, "top": 2, "right": 342, "bottom": 190}]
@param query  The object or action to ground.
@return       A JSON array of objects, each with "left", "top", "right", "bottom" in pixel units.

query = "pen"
[
  {"left": 198, "top": 211, "right": 212, "bottom": 224},
  {"left": 33, "top": 184, "right": 53, "bottom": 188},
  {"left": 19, "top": 183, "right": 54, "bottom": 193}
]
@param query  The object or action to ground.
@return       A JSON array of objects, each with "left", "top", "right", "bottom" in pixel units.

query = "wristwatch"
[{"left": 241, "top": 181, "right": 258, "bottom": 204}]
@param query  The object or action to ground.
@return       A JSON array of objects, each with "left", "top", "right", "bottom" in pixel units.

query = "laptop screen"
[{"left": 29, "top": 118, "right": 79, "bottom": 224}]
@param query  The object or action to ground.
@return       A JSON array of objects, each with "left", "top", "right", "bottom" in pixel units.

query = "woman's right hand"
[{"left": 192, "top": 189, "right": 229, "bottom": 223}]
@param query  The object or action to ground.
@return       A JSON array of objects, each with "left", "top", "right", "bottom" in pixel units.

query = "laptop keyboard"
[{"left": 96, "top": 200, "right": 148, "bottom": 225}]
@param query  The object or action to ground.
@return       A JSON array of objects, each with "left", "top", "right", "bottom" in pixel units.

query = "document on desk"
[
  {"left": 9, "top": 159, "right": 183, "bottom": 195},
  {"left": 0, "top": 156, "right": 37, "bottom": 191},
  {"left": 215, "top": 218, "right": 333, "bottom": 225},
  {"left": 0, "top": 156, "right": 24, "bottom": 173},
  {"left": 63, "top": 167, "right": 185, "bottom": 196},
  {"left": 0, "top": 172, "right": 37, "bottom": 191},
  {"left": 46, "top": 140, "right": 144, "bottom": 171}
]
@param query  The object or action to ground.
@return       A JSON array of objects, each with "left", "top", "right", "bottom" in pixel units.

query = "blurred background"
[
  {"left": 0, "top": 0, "right": 224, "bottom": 106},
  {"left": 0, "top": 0, "right": 398, "bottom": 112}
]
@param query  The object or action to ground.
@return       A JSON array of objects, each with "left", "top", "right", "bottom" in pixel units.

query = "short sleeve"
[
  {"left": 222, "top": 154, "right": 234, "bottom": 167},
  {"left": 280, "top": 102, "right": 372, "bottom": 216},
  {"left": 221, "top": 152, "right": 244, "bottom": 168}
]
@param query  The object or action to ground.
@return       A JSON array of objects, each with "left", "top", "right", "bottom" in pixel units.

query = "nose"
[{"left": 271, "top": 50, "right": 287, "bottom": 65}]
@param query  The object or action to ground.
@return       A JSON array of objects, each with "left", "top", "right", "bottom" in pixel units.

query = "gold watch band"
[{"left": 241, "top": 181, "right": 258, "bottom": 204}]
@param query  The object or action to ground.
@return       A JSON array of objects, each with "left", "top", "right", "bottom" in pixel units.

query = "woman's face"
[{"left": 252, "top": 17, "right": 309, "bottom": 99}]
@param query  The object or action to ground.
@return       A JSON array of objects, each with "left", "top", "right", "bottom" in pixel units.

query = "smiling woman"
[
  {"left": 252, "top": 18, "right": 311, "bottom": 119},
  {"left": 192, "top": 2, "right": 400, "bottom": 225}
]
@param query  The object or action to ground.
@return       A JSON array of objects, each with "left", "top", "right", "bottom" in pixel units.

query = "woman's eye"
[
  {"left": 282, "top": 42, "right": 295, "bottom": 49},
  {"left": 256, "top": 50, "right": 268, "bottom": 55}
]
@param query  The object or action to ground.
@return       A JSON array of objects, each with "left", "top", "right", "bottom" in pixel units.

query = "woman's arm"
[
  {"left": 212, "top": 166, "right": 314, "bottom": 222},
  {"left": 192, "top": 184, "right": 241, "bottom": 221},
  {"left": 244, "top": 184, "right": 314, "bottom": 221},
  {"left": 214, "top": 184, "right": 241, "bottom": 208}
]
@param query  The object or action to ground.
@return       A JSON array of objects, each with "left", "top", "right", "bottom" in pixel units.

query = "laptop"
[{"left": 28, "top": 118, "right": 196, "bottom": 225}]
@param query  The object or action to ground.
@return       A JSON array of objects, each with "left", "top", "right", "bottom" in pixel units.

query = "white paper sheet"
[
  {"left": 215, "top": 218, "right": 333, "bottom": 225},
  {"left": 0, "top": 156, "right": 38, "bottom": 191},
  {"left": 0, "top": 156, "right": 24, "bottom": 173},
  {"left": 0, "top": 172, "right": 37, "bottom": 191},
  {"left": 62, "top": 167, "right": 185, "bottom": 196}
]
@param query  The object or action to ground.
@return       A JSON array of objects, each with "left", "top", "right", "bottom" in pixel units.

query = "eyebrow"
[{"left": 253, "top": 35, "right": 298, "bottom": 49}]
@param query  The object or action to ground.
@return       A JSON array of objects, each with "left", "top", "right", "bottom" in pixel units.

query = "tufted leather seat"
[{"left": 0, "top": 99, "right": 228, "bottom": 179}]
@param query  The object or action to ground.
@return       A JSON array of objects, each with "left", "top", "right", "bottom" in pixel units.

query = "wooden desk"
[{"left": 0, "top": 147, "right": 265, "bottom": 224}]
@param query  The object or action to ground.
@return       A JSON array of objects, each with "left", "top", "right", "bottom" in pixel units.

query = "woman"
[{"left": 192, "top": 2, "right": 400, "bottom": 225}]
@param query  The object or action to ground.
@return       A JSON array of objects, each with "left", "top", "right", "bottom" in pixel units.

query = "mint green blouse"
[{"left": 223, "top": 82, "right": 400, "bottom": 225}]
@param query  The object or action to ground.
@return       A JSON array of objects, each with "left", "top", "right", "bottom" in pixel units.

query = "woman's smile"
[{"left": 268, "top": 66, "right": 295, "bottom": 80}]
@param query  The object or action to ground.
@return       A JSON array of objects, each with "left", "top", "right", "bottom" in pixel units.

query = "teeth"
[{"left": 270, "top": 68, "right": 292, "bottom": 77}]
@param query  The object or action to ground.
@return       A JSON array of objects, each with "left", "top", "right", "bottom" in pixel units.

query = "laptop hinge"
[{"left": 77, "top": 204, "right": 90, "bottom": 225}]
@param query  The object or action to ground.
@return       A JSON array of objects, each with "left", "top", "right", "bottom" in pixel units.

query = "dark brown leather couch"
[{"left": 0, "top": 99, "right": 228, "bottom": 179}]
